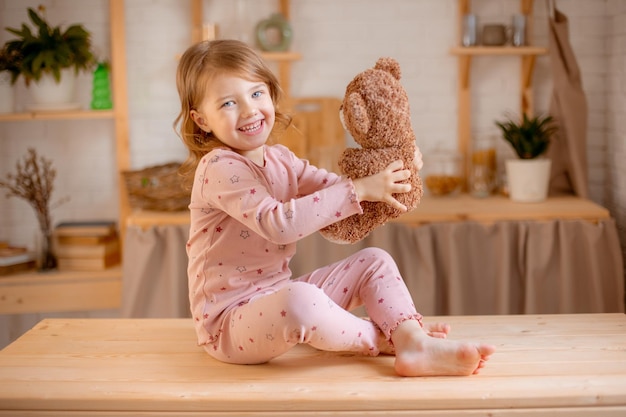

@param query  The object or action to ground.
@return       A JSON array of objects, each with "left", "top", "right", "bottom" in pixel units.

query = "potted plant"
[
  {"left": 0, "top": 44, "right": 21, "bottom": 112},
  {"left": 495, "top": 113, "right": 558, "bottom": 203},
  {"left": 4, "top": 5, "right": 95, "bottom": 109}
]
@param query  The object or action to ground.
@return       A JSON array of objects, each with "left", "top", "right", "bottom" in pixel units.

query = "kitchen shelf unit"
[
  {"left": 452, "top": 0, "right": 548, "bottom": 186},
  {"left": 0, "top": 0, "right": 129, "bottom": 313}
]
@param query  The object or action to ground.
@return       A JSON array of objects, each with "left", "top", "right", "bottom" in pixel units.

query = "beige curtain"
[
  {"left": 121, "top": 225, "right": 190, "bottom": 318},
  {"left": 546, "top": 2, "right": 589, "bottom": 197},
  {"left": 293, "top": 220, "right": 623, "bottom": 315},
  {"left": 120, "top": 220, "right": 623, "bottom": 318},
  {"left": 291, "top": 219, "right": 624, "bottom": 315}
]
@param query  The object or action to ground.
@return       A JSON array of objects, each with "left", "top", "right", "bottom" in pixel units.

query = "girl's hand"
[
  {"left": 352, "top": 160, "right": 412, "bottom": 212},
  {"left": 414, "top": 147, "right": 424, "bottom": 171}
]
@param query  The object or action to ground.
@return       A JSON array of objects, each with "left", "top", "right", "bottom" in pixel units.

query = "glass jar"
[
  {"left": 469, "top": 136, "right": 497, "bottom": 198},
  {"left": 424, "top": 150, "right": 463, "bottom": 196}
]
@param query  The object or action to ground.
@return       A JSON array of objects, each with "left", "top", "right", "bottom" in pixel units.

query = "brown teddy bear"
[{"left": 319, "top": 57, "right": 423, "bottom": 244}]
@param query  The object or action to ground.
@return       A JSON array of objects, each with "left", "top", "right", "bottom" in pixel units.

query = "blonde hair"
[{"left": 174, "top": 39, "right": 291, "bottom": 188}]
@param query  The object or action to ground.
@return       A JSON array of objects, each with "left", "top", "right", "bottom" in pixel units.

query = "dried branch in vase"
[{"left": 0, "top": 148, "right": 68, "bottom": 270}]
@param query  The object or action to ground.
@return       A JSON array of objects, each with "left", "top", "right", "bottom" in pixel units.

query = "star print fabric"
[
  {"left": 207, "top": 248, "right": 421, "bottom": 364},
  {"left": 186, "top": 145, "right": 420, "bottom": 364},
  {"left": 187, "top": 145, "right": 362, "bottom": 346}
]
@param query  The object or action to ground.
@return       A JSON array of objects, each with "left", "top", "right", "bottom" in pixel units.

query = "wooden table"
[{"left": 1, "top": 314, "right": 625, "bottom": 416}]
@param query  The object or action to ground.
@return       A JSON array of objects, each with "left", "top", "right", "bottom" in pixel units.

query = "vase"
[
  {"left": 27, "top": 68, "right": 79, "bottom": 111},
  {"left": 90, "top": 63, "right": 113, "bottom": 110},
  {"left": 505, "top": 158, "right": 551, "bottom": 203},
  {"left": 39, "top": 231, "right": 58, "bottom": 272}
]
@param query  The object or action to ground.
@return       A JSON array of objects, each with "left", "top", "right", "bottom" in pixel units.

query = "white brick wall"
[{"left": 0, "top": 0, "right": 624, "bottom": 274}]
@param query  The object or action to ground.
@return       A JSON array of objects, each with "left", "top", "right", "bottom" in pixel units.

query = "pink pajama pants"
[{"left": 206, "top": 247, "right": 422, "bottom": 364}]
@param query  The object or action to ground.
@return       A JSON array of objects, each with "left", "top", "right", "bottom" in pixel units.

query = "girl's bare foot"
[
  {"left": 392, "top": 320, "right": 495, "bottom": 377},
  {"left": 376, "top": 321, "right": 452, "bottom": 355}
]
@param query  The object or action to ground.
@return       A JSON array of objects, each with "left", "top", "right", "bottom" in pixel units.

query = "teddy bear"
[{"left": 319, "top": 57, "right": 423, "bottom": 244}]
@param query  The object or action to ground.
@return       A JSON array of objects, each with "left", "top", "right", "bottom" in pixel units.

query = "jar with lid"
[{"left": 423, "top": 150, "right": 463, "bottom": 196}]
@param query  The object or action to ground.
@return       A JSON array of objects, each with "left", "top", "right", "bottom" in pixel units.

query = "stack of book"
[
  {"left": 0, "top": 243, "right": 36, "bottom": 276},
  {"left": 53, "top": 221, "right": 121, "bottom": 271}
]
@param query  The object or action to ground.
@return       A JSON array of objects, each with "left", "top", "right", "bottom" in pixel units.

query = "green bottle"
[{"left": 91, "top": 62, "right": 113, "bottom": 110}]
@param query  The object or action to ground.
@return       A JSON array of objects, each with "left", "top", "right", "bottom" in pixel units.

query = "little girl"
[{"left": 175, "top": 39, "right": 494, "bottom": 376}]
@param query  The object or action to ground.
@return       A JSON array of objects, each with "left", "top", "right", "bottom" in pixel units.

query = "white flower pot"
[
  {"left": 505, "top": 158, "right": 551, "bottom": 203},
  {"left": 0, "top": 71, "right": 15, "bottom": 113},
  {"left": 26, "top": 68, "right": 79, "bottom": 111}
]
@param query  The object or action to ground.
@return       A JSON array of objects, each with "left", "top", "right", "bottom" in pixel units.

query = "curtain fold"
[{"left": 121, "top": 225, "right": 190, "bottom": 318}]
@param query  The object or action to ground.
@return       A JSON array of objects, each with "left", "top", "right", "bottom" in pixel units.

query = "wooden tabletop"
[{"left": 0, "top": 314, "right": 625, "bottom": 416}]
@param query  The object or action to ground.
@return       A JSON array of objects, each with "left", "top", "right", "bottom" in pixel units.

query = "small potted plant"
[
  {"left": 495, "top": 113, "right": 558, "bottom": 202},
  {"left": 4, "top": 5, "right": 95, "bottom": 108}
]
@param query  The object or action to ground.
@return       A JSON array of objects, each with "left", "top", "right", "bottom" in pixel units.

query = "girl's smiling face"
[{"left": 191, "top": 73, "right": 275, "bottom": 163}]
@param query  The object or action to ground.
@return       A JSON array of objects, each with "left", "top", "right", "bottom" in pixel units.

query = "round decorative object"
[{"left": 255, "top": 13, "right": 293, "bottom": 52}]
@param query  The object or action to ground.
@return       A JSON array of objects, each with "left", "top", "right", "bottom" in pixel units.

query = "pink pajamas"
[
  {"left": 207, "top": 247, "right": 421, "bottom": 364},
  {"left": 187, "top": 145, "right": 422, "bottom": 364}
]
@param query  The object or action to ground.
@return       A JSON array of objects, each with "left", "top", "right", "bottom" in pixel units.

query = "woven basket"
[{"left": 123, "top": 162, "right": 190, "bottom": 211}]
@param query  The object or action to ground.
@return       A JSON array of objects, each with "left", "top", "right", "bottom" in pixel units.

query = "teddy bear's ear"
[
  {"left": 375, "top": 57, "right": 401, "bottom": 81},
  {"left": 345, "top": 91, "right": 370, "bottom": 137}
]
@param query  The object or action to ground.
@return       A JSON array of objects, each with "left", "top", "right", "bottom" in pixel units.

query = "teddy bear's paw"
[
  {"left": 319, "top": 226, "right": 354, "bottom": 245},
  {"left": 319, "top": 233, "right": 353, "bottom": 245},
  {"left": 319, "top": 218, "right": 374, "bottom": 245}
]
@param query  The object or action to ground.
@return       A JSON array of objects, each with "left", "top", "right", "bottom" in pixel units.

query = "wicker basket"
[{"left": 123, "top": 162, "right": 190, "bottom": 211}]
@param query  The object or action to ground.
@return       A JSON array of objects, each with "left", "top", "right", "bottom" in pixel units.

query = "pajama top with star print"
[{"left": 187, "top": 144, "right": 363, "bottom": 346}]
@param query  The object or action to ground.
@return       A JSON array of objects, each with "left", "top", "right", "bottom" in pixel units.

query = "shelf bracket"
[
  {"left": 459, "top": 55, "right": 471, "bottom": 90},
  {"left": 521, "top": 55, "right": 537, "bottom": 117}
]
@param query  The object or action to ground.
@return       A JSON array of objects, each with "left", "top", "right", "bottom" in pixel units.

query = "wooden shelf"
[
  {"left": 260, "top": 51, "right": 302, "bottom": 62},
  {"left": 0, "top": 266, "right": 122, "bottom": 315},
  {"left": 124, "top": 195, "right": 609, "bottom": 229},
  {"left": 0, "top": 109, "right": 115, "bottom": 121},
  {"left": 450, "top": 46, "right": 548, "bottom": 56},
  {"left": 394, "top": 194, "right": 610, "bottom": 226},
  {"left": 126, "top": 209, "right": 190, "bottom": 229}
]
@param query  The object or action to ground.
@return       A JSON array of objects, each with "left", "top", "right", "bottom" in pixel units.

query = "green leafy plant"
[
  {"left": 495, "top": 113, "right": 558, "bottom": 159},
  {"left": 3, "top": 5, "right": 95, "bottom": 85}
]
